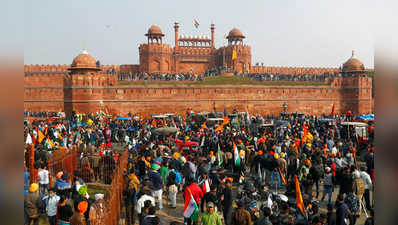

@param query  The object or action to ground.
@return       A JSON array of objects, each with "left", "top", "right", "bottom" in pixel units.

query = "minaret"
[
  {"left": 210, "top": 22, "right": 215, "bottom": 49},
  {"left": 174, "top": 21, "right": 179, "bottom": 50}
]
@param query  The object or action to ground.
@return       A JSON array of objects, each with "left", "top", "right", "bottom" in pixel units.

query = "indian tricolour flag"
[
  {"left": 100, "top": 110, "right": 106, "bottom": 117},
  {"left": 99, "top": 98, "right": 104, "bottom": 106},
  {"left": 190, "top": 68, "right": 194, "bottom": 73},
  {"left": 183, "top": 192, "right": 200, "bottom": 221},
  {"left": 233, "top": 142, "right": 241, "bottom": 166},
  {"left": 96, "top": 111, "right": 100, "bottom": 117},
  {"left": 246, "top": 105, "right": 250, "bottom": 123},
  {"left": 217, "top": 144, "right": 223, "bottom": 167},
  {"left": 194, "top": 19, "right": 199, "bottom": 28}
]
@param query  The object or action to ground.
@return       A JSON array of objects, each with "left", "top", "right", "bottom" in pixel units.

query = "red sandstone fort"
[{"left": 24, "top": 22, "right": 373, "bottom": 117}]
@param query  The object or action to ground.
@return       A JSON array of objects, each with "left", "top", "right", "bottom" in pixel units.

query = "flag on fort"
[
  {"left": 99, "top": 98, "right": 104, "bottom": 106},
  {"left": 183, "top": 191, "right": 200, "bottom": 222},
  {"left": 232, "top": 50, "right": 237, "bottom": 60},
  {"left": 223, "top": 35, "right": 226, "bottom": 38},
  {"left": 194, "top": 19, "right": 199, "bottom": 28},
  {"left": 233, "top": 142, "right": 241, "bottom": 166},
  {"left": 190, "top": 68, "right": 194, "bottom": 73},
  {"left": 243, "top": 64, "right": 246, "bottom": 70}
]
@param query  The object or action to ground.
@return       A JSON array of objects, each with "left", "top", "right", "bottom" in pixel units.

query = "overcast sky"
[{"left": 24, "top": 0, "right": 374, "bottom": 68}]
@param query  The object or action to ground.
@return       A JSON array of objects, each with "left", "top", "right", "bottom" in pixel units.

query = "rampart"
[{"left": 24, "top": 74, "right": 373, "bottom": 117}]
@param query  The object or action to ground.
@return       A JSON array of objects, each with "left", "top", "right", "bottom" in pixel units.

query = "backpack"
[
  {"left": 311, "top": 164, "right": 323, "bottom": 180},
  {"left": 171, "top": 170, "right": 182, "bottom": 183},
  {"left": 355, "top": 178, "right": 366, "bottom": 196},
  {"left": 181, "top": 162, "right": 190, "bottom": 179},
  {"left": 40, "top": 194, "right": 49, "bottom": 213}
]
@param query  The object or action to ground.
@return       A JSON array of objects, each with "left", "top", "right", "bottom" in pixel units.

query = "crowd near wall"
[{"left": 24, "top": 74, "right": 373, "bottom": 117}]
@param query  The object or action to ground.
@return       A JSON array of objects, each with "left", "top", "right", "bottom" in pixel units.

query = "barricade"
[
  {"left": 94, "top": 149, "right": 128, "bottom": 225},
  {"left": 47, "top": 145, "right": 77, "bottom": 187},
  {"left": 77, "top": 149, "right": 122, "bottom": 184}
]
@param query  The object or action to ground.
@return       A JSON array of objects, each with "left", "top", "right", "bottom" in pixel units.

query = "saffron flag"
[
  {"left": 295, "top": 175, "right": 306, "bottom": 214},
  {"left": 233, "top": 142, "right": 241, "bottom": 166},
  {"left": 38, "top": 131, "right": 45, "bottom": 143},
  {"left": 184, "top": 191, "right": 200, "bottom": 221},
  {"left": 217, "top": 144, "right": 223, "bottom": 167},
  {"left": 151, "top": 119, "right": 157, "bottom": 128},
  {"left": 331, "top": 103, "right": 335, "bottom": 118},
  {"left": 223, "top": 35, "right": 226, "bottom": 38},
  {"left": 47, "top": 138, "right": 55, "bottom": 148},
  {"left": 278, "top": 167, "right": 287, "bottom": 184},
  {"left": 215, "top": 114, "right": 229, "bottom": 131},
  {"left": 194, "top": 19, "right": 199, "bottom": 28},
  {"left": 232, "top": 50, "right": 237, "bottom": 60},
  {"left": 202, "top": 122, "right": 207, "bottom": 129}
]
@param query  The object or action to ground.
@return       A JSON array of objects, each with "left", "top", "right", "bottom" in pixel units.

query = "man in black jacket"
[
  {"left": 139, "top": 200, "right": 152, "bottom": 224},
  {"left": 73, "top": 185, "right": 89, "bottom": 224},
  {"left": 337, "top": 167, "right": 352, "bottom": 195},
  {"left": 166, "top": 164, "right": 178, "bottom": 209},
  {"left": 123, "top": 180, "right": 136, "bottom": 225},
  {"left": 221, "top": 180, "right": 235, "bottom": 225},
  {"left": 137, "top": 155, "right": 147, "bottom": 181}
]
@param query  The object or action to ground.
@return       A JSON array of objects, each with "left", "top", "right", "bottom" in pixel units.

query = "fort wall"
[{"left": 24, "top": 77, "right": 373, "bottom": 117}]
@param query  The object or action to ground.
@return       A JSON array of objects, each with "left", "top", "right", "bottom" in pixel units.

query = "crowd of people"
[{"left": 24, "top": 109, "right": 374, "bottom": 225}]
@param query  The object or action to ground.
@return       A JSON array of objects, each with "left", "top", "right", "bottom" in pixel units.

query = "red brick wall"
[{"left": 24, "top": 76, "right": 372, "bottom": 118}]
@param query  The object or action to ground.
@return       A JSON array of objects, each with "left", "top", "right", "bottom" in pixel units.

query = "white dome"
[
  {"left": 198, "top": 35, "right": 202, "bottom": 39},
  {"left": 180, "top": 35, "right": 184, "bottom": 39},
  {"left": 185, "top": 35, "right": 189, "bottom": 38},
  {"left": 206, "top": 35, "right": 210, "bottom": 39},
  {"left": 193, "top": 35, "right": 197, "bottom": 39},
  {"left": 189, "top": 34, "right": 193, "bottom": 39}
]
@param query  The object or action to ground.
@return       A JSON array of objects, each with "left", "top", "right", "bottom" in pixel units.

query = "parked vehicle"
[{"left": 243, "top": 197, "right": 260, "bottom": 221}]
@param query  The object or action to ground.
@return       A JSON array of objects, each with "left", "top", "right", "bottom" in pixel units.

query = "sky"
[{"left": 24, "top": 0, "right": 374, "bottom": 68}]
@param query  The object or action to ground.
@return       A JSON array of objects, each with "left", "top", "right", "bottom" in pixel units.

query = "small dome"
[
  {"left": 198, "top": 35, "right": 202, "bottom": 39},
  {"left": 71, "top": 48, "right": 97, "bottom": 68},
  {"left": 147, "top": 23, "right": 162, "bottom": 34},
  {"left": 180, "top": 35, "right": 184, "bottom": 39},
  {"left": 185, "top": 35, "right": 189, "bottom": 39},
  {"left": 206, "top": 35, "right": 210, "bottom": 39},
  {"left": 193, "top": 35, "right": 197, "bottom": 39},
  {"left": 228, "top": 27, "right": 244, "bottom": 37},
  {"left": 189, "top": 34, "right": 193, "bottom": 39},
  {"left": 343, "top": 51, "right": 364, "bottom": 71},
  {"left": 174, "top": 21, "right": 179, "bottom": 24},
  {"left": 211, "top": 22, "right": 215, "bottom": 27}
]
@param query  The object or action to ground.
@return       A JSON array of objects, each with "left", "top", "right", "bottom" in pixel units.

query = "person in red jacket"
[
  {"left": 183, "top": 177, "right": 204, "bottom": 225},
  {"left": 198, "top": 171, "right": 212, "bottom": 213}
]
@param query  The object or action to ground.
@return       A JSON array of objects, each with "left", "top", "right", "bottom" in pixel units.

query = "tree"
[{"left": 366, "top": 71, "right": 374, "bottom": 98}]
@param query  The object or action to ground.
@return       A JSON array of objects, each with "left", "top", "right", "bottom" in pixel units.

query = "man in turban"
[{"left": 24, "top": 183, "right": 44, "bottom": 224}]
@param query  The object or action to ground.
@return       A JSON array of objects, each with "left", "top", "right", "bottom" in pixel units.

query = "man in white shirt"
[
  {"left": 46, "top": 188, "right": 60, "bottom": 225},
  {"left": 38, "top": 165, "right": 49, "bottom": 194},
  {"left": 359, "top": 166, "right": 372, "bottom": 212},
  {"left": 136, "top": 189, "right": 155, "bottom": 214}
]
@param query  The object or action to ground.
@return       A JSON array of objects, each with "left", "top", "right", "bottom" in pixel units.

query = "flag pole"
[{"left": 223, "top": 38, "right": 225, "bottom": 71}]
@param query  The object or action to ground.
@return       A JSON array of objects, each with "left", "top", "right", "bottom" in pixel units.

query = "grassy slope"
[{"left": 118, "top": 76, "right": 329, "bottom": 87}]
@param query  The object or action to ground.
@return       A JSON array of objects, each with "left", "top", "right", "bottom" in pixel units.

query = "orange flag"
[
  {"left": 38, "top": 131, "right": 45, "bottom": 143},
  {"left": 203, "top": 122, "right": 207, "bottom": 129},
  {"left": 151, "top": 119, "right": 157, "bottom": 128},
  {"left": 215, "top": 115, "right": 229, "bottom": 131},
  {"left": 295, "top": 175, "right": 306, "bottom": 214},
  {"left": 278, "top": 167, "right": 287, "bottom": 184}
]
